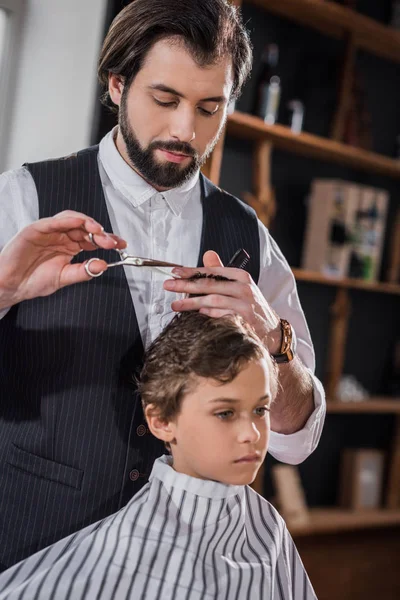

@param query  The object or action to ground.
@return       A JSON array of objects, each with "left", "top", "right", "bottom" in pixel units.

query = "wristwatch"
[{"left": 272, "top": 319, "right": 294, "bottom": 364}]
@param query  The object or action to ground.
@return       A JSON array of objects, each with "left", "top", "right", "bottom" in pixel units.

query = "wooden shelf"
[
  {"left": 290, "top": 508, "right": 400, "bottom": 537},
  {"left": 292, "top": 268, "right": 400, "bottom": 295},
  {"left": 227, "top": 111, "right": 400, "bottom": 179},
  {"left": 327, "top": 399, "right": 400, "bottom": 413},
  {"left": 246, "top": 0, "right": 400, "bottom": 64}
]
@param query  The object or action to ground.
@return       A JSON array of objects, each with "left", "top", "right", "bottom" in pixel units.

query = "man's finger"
[
  {"left": 164, "top": 277, "right": 243, "bottom": 296},
  {"left": 199, "top": 307, "right": 236, "bottom": 318},
  {"left": 171, "top": 294, "right": 247, "bottom": 314}
]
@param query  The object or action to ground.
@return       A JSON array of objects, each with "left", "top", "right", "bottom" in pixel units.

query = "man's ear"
[
  {"left": 145, "top": 405, "right": 176, "bottom": 445},
  {"left": 108, "top": 73, "right": 125, "bottom": 107}
]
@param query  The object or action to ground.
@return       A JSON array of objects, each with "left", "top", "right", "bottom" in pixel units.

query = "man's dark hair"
[
  {"left": 98, "top": 0, "right": 253, "bottom": 112},
  {"left": 139, "top": 312, "right": 278, "bottom": 423}
]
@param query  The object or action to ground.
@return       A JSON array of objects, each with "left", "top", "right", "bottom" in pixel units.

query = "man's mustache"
[{"left": 150, "top": 141, "right": 197, "bottom": 158}]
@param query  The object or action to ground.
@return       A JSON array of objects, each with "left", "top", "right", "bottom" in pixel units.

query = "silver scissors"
[{"left": 85, "top": 249, "right": 182, "bottom": 278}]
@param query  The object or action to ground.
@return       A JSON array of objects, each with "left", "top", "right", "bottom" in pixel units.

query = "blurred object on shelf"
[
  {"left": 252, "top": 43, "right": 281, "bottom": 124},
  {"left": 286, "top": 99, "right": 305, "bottom": 134},
  {"left": 386, "top": 207, "right": 400, "bottom": 284},
  {"left": 302, "top": 180, "right": 389, "bottom": 282},
  {"left": 391, "top": 0, "right": 400, "bottom": 28},
  {"left": 339, "top": 449, "right": 386, "bottom": 510},
  {"left": 303, "top": 181, "right": 354, "bottom": 278},
  {"left": 348, "top": 188, "right": 387, "bottom": 281},
  {"left": 336, "top": 375, "right": 370, "bottom": 402},
  {"left": 272, "top": 465, "right": 309, "bottom": 526}
]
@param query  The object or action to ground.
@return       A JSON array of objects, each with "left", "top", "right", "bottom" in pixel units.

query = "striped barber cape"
[{"left": 0, "top": 455, "right": 317, "bottom": 599}]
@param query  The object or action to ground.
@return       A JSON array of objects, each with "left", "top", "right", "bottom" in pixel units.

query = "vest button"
[
  {"left": 153, "top": 303, "right": 163, "bottom": 315},
  {"left": 129, "top": 469, "right": 140, "bottom": 482},
  {"left": 136, "top": 424, "right": 147, "bottom": 437}
]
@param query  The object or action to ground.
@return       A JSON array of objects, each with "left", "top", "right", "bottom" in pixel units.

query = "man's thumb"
[{"left": 203, "top": 250, "right": 224, "bottom": 268}]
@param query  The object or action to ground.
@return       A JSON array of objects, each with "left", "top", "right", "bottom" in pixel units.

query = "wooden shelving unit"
[
  {"left": 227, "top": 111, "right": 400, "bottom": 179},
  {"left": 246, "top": 0, "right": 400, "bottom": 64},
  {"left": 289, "top": 508, "right": 400, "bottom": 537},
  {"left": 224, "top": 2, "right": 400, "bottom": 596},
  {"left": 292, "top": 268, "right": 400, "bottom": 295},
  {"left": 326, "top": 399, "right": 400, "bottom": 414}
]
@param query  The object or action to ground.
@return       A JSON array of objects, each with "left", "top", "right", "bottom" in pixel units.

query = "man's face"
[
  {"left": 113, "top": 38, "right": 233, "bottom": 190},
  {"left": 169, "top": 358, "right": 272, "bottom": 486}
]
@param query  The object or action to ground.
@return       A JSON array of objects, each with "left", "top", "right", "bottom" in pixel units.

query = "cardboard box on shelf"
[
  {"left": 339, "top": 449, "right": 385, "bottom": 510},
  {"left": 302, "top": 180, "right": 389, "bottom": 282}
]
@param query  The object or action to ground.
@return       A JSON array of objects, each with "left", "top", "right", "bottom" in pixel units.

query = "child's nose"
[{"left": 237, "top": 420, "right": 261, "bottom": 444}]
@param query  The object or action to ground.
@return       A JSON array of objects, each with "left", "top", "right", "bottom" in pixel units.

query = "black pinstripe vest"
[{"left": 0, "top": 146, "right": 260, "bottom": 570}]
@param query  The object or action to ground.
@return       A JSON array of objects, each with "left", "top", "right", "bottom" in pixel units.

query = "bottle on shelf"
[
  {"left": 286, "top": 99, "right": 305, "bottom": 134},
  {"left": 252, "top": 43, "right": 281, "bottom": 125}
]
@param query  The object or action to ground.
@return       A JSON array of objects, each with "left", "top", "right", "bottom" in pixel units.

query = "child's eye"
[
  {"left": 254, "top": 406, "right": 270, "bottom": 417},
  {"left": 215, "top": 410, "right": 234, "bottom": 420}
]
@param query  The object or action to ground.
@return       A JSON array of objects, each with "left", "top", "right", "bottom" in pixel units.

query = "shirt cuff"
[{"left": 268, "top": 370, "right": 326, "bottom": 465}]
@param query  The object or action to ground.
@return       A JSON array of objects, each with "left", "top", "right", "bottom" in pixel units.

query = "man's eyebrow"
[{"left": 148, "top": 84, "right": 227, "bottom": 103}]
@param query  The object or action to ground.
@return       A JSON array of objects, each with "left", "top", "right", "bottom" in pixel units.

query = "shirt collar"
[
  {"left": 98, "top": 126, "right": 200, "bottom": 216},
  {"left": 150, "top": 455, "right": 245, "bottom": 500}
]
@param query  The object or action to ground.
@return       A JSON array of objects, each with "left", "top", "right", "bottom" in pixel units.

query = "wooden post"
[
  {"left": 251, "top": 461, "right": 265, "bottom": 496},
  {"left": 386, "top": 415, "right": 400, "bottom": 509},
  {"left": 244, "top": 140, "right": 277, "bottom": 228},
  {"left": 331, "top": 32, "right": 356, "bottom": 142},
  {"left": 325, "top": 287, "right": 351, "bottom": 400},
  {"left": 201, "top": 127, "right": 226, "bottom": 186},
  {"left": 387, "top": 207, "right": 400, "bottom": 284}
]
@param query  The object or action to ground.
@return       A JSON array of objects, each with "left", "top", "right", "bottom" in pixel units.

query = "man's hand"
[
  {"left": 164, "top": 250, "right": 315, "bottom": 436},
  {"left": 0, "top": 210, "right": 127, "bottom": 310},
  {"left": 163, "top": 250, "right": 282, "bottom": 354}
]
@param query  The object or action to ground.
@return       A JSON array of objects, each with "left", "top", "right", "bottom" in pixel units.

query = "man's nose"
[{"left": 169, "top": 106, "right": 196, "bottom": 143}]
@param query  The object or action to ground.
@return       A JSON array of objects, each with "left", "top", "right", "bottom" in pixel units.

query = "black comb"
[{"left": 226, "top": 248, "right": 250, "bottom": 270}]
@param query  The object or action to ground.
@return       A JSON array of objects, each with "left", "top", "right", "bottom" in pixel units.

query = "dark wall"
[{"left": 95, "top": 0, "right": 400, "bottom": 506}]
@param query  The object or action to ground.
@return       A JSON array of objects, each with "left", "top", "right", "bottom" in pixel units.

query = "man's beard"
[{"left": 119, "top": 93, "right": 223, "bottom": 189}]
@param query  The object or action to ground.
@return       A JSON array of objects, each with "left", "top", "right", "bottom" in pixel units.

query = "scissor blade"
[{"left": 106, "top": 256, "right": 182, "bottom": 268}]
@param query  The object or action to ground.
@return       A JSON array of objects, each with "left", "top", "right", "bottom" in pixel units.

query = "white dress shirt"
[
  {"left": 0, "top": 127, "right": 325, "bottom": 464},
  {"left": 0, "top": 455, "right": 317, "bottom": 600}
]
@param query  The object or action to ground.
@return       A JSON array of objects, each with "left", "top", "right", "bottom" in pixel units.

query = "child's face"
[{"left": 169, "top": 358, "right": 272, "bottom": 486}]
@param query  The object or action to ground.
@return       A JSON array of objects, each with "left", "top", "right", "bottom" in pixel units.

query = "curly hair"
[
  {"left": 98, "top": 0, "right": 253, "bottom": 112},
  {"left": 139, "top": 311, "right": 278, "bottom": 422}
]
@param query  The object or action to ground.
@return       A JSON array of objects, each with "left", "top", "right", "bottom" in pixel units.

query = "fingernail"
[
  {"left": 164, "top": 280, "right": 176, "bottom": 290},
  {"left": 172, "top": 268, "right": 184, "bottom": 276}
]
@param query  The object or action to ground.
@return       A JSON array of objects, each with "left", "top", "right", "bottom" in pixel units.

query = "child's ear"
[{"left": 145, "top": 405, "right": 176, "bottom": 445}]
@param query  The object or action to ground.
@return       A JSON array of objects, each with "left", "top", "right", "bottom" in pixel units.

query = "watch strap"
[{"left": 272, "top": 318, "right": 294, "bottom": 364}]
